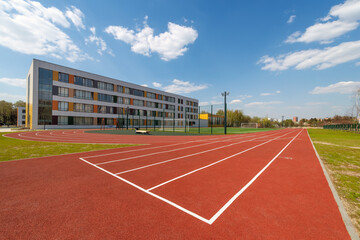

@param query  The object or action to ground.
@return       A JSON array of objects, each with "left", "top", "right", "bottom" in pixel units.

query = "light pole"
[
  {"left": 126, "top": 107, "right": 129, "bottom": 130},
  {"left": 221, "top": 91, "right": 229, "bottom": 134}
]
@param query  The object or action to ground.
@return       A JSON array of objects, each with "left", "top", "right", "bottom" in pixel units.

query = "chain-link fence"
[
  {"left": 99, "top": 103, "right": 226, "bottom": 134},
  {"left": 323, "top": 123, "right": 360, "bottom": 133}
]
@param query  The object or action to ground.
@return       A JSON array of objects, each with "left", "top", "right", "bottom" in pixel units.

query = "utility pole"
[
  {"left": 356, "top": 89, "right": 360, "bottom": 123},
  {"left": 221, "top": 91, "right": 229, "bottom": 134}
]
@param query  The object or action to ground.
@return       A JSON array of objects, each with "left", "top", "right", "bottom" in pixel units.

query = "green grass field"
[
  {"left": 308, "top": 129, "right": 360, "bottom": 234},
  {"left": 0, "top": 132, "right": 136, "bottom": 162},
  {"left": 87, "top": 127, "right": 277, "bottom": 136}
]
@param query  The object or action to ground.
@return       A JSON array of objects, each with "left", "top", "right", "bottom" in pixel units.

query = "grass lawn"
[
  {"left": 0, "top": 132, "right": 136, "bottom": 162},
  {"left": 87, "top": 127, "right": 277, "bottom": 136},
  {"left": 308, "top": 129, "right": 360, "bottom": 234}
]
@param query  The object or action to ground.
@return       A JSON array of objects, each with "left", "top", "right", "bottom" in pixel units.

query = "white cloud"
[
  {"left": 105, "top": 16, "right": 198, "bottom": 61},
  {"left": 85, "top": 27, "right": 111, "bottom": 55},
  {"left": 245, "top": 101, "right": 283, "bottom": 107},
  {"left": 258, "top": 40, "right": 360, "bottom": 71},
  {"left": 65, "top": 6, "right": 85, "bottom": 30},
  {"left": 162, "top": 79, "right": 207, "bottom": 94},
  {"left": 153, "top": 79, "right": 207, "bottom": 94},
  {"left": 199, "top": 102, "right": 209, "bottom": 106},
  {"left": 260, "top": 90, "right": 281, "bottom": 96},
  {"left": 229, "top": 99, "right": 242, "bottom": 104},
  {"left": 285, "top": 20, "right": 358, "bottom": 44},
  {"left": 285, "top": 0, "right": 360, "bottom": 44},
  {"left": 237, "top": 94, "right": 252, "bottom": 100},
  {"left": 0, "top": 78, "right": 26, "bottom": 88},
  {"left": 0, "top": 92, "right": 25, "bottom": 102},
  {"left": 310, "top": 81, "right": 360, "bottom": 94},
  {"left": 305, "top": 102, "right": 328, "bottom": 105},
  {"left": 287, "top": 15, "right": 296, "bottom": 24},
  {"left": 152, "top": 82, "right": 162, "bottom": 88},
  {"left": 0, "top": 0, "right": 90, "bottom": 62},
  {"left": 356, "top": 62, "right": 360, "bottom": 66},
  {"left": 141, "top": 84, "right": 148, "bottom": 87}
]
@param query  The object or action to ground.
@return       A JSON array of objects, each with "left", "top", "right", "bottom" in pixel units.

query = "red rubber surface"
[{"left": 0, "top": 129, "right": 351, "bottom": 239}]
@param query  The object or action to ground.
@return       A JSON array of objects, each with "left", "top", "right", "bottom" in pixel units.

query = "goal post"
[{"left": 241, "top": 122, "right": 258, "bottom": 128}]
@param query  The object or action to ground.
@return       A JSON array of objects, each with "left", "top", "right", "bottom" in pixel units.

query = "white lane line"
[
  {"left": 95, "top": 130, "right": 287, "bottom": 166},
  {"left": 207, "top": 129, "right": 303, "bottom": 224},
  {"left": 81, "top": 132, "right": 268, "bottom": 159},
  {"left": 146, "top": 129, "right": 296, "bottom": 191},
  {"left": 79, "top": 157, "right": 211, "bottom": 224},
  {"left": 115, "top": 130, "right": 285, "bottom": 175}
]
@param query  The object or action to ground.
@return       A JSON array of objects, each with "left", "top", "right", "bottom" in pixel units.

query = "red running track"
[{"left": 0, "top": 128, "right": 352, "bottom": 239}]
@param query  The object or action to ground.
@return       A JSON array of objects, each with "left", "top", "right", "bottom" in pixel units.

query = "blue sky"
[{"left": 1, "top": 0, "right": 360, "bottom": 120}]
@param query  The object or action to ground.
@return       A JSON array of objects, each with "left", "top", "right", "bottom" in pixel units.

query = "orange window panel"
[
  {"left": 130, "top": 98, "right": 133, "bottom": 105},
  {"left": 94, "top": 92, "right": 98, "bottom": 100},
  {"left": 94, "top": 105, "right": 98, "bottom": 113},
  {"left": 69, "top": 102, "right": 74, "bottom": 111},
  {"left": 52, "top": 100, "right": 58, "bottom": 110},
  {"left": 53, "top": 71, "right": 58, "bottom": 81},
  {"left": 69, "top": 88, "right": 74, "bottom": 98},
  {"left": 69, "top": 75, "right": 74, "bottom": 84}
]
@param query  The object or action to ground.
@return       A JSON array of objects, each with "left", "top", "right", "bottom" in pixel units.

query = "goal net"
[{"left": 241, "top": 122, "right": 258, "bottom": 128}]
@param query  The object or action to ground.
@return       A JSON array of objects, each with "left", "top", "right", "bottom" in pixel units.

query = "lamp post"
[
  {"left": 221, "top": 91, "right": 229, "bottom": 134},
  {"left": 126, "top": 106, "right": 129, "bottom": 130}
]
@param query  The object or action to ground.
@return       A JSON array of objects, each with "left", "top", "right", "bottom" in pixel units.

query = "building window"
[
  {"left": 58, "top": 102, "right": 68, "bottom": 111},
  {"left": 124, "top": 87, "right": 130, "bottom": 94},
  {"left": 75, "top": 90, "right": 93, "bottom": 100},
  {"left": 98, "top": 105, "right": 106, "bottom": 113},
  {"left": 98, "top": 82, "right": 105, "bottom": 90},
  {"left": 58, "top": 72, "right": 69, "bottom": 83},
  {"left": 147, "top": 92, "right": 156, "bottom": 99},
  {"left": 130, "top": 88, "right": 144, "bottom": 97},
  {"left": 117, "top": 97, "right": 123, "bottom": 104},
  {"left": 74, "top": 76, "right": 83, "bottom": 86},
  {"left": 38, "top": 68, "right": 53, "bottom": 125},
  {"left": 98, "top": 82, "right": 113, "bottom": 91},
  {"left": 124, "top": 98, "right": 130, "bottom": 105},
  {"left": 84, "top": 78, "right": 93, "bottom": 87},
  {"left": 74, "top": 117, "right": 93, "bottom": 125},
  {"left": 98, "top": 93, "right": 113, "bottom": 102},
  {"left": 84, "top": 104, "right": 93, "bottom": 113},
  {"left": 58, "top": 116, "right": 68, "bottom": 125},
  {"left": 117, "top": 85, "right": 123, "bottom": 92},
  {"left": 133, "top": 99, "right": 144, "bottom": 106},
  {"left": 106, "top": 83, "right": 114, "bottom": 91},
  {"left": 58, "top": 87, "right": 69, "bottom": 97}
]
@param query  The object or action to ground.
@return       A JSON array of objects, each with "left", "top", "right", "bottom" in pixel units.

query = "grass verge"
[
  {"left": 308, "top": 129, "right": 360, "bottom": 235},
  {"left": 0, "top": 132, "right": 137, "bottom": 162}
]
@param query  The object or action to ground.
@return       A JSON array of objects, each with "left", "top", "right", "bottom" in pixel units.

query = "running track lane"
[{"left": 0, "top": 129, "right": 352, "bottom": 239}]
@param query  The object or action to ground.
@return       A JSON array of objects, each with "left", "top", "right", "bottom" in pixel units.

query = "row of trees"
[
  {"left": 0, "top": 100, "right": 26, "bottom": 126},
  {"left": 214, "top": 109, "right": 289, "bottom": 128}
]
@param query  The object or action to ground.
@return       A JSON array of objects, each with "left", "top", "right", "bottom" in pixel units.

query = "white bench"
[{"left": 135, "top": 130, "right": 150, "bottom": 135}]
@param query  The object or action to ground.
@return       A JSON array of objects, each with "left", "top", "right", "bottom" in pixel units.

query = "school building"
[{"left": 25, "top": 59, "right": 199, "bottom": 129}]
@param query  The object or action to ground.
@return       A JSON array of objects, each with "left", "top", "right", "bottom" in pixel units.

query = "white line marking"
[
  {"left": 115, "top": 131, "right": 284, "bottom": 175},
  {"left": 146, "top": 129, "right": 296, "bottom": 191},
  {"left": 82, "top": 132, "right": 269, "bottom": 159},
  {"left": 207, "top": 129, "right": 303, "bottom": 224},
  {"left": 79, "top": 157, "right": 211, "bottom": 224},
  {"left": 95, "top": 131, "right": 285, "bottom": 166}
]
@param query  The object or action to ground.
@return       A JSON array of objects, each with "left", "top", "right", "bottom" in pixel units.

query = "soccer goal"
[{"left": 241, "top": 122, "right": 258, "bottom": 128}]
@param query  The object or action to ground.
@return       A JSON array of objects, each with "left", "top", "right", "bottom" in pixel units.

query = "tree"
[
  {"left": 216, "top": 109, "right": 224, "bottom": 116},
  {"left": 14, "top": 100, "right": 26, "bottom": 108},
  {"left": 0, "top": 100, "right": 15, "bottom": 126}
]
